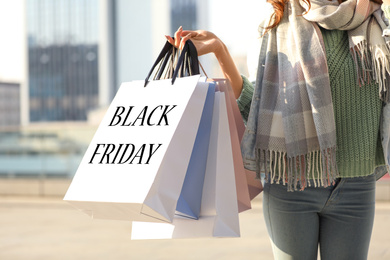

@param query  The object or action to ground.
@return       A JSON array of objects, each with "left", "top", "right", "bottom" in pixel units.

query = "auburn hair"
[
  {"left": 264, "top": 0, "right": 309, "bottom": 33},
  {"left": 265, "top": 0, "right": 383, "bottom": 34}
]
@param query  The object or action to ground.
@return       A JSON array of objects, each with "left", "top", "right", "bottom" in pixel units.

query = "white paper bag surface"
[{"left": 64, "top": 75, "right": 209, "bottom": 223}]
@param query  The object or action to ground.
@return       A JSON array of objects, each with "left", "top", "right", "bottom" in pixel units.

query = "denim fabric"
[
  {"left": 380, "top": 102, "right": 390, "bottom": 175},
  {"left": 263, "top": 174, "right": 376, "bottom": 260}
]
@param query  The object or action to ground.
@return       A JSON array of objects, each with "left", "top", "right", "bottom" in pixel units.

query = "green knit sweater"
[
  {"left": 238, "top": 19, "right": 390, "bottom": 178},
  {"left": 321, "top": 28, "right": 385, "bottom": 177}
]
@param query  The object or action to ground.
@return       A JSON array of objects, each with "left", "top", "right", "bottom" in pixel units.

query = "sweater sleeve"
[
  {"left": 236, "top": 75, "right": 254, "bottom": 124},
  {"left": 382, "top": 5, "right": 390, "bottom": 37}
]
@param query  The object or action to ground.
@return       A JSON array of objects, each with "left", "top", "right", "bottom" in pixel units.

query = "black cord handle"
[
  {"left": 171, "top": 39, "right": 199, "bottom": 84},
  {"left": 144, "top": 40, "right": 175, "bottom": 87},
  {"left": 144, "top": 39, "right": 200, "bottom": 87}
]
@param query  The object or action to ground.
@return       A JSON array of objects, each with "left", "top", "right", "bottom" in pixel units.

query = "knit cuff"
[
  {"left": 236, "top": 75, "right": 254, "bottom": 124},
  {"left": 382, "top": 4, "right": 390, "bottom": 37}
]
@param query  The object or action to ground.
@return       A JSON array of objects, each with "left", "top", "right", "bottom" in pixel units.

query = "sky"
[
  {"left": 0, "top": 0, "right": 25, "bottom": 82},
  {"left": 208, "top": 0, "right": 271, "bottom": 55}
]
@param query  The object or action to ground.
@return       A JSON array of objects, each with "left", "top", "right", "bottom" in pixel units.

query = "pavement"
[{"left": 0, "top": 195, "right": 389, "bottom": 260}]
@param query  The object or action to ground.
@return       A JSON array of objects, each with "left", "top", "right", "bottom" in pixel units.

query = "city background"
[
  {"left": 0, "top": 0, "right": 267, "bottom": 193},
  {"left": 0, "top": 0, "right": 389, "bottom": 259}
]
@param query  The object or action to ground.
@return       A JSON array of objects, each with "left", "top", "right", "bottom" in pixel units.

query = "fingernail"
[{"left": 178, "top": 26, "right": 183, "bottom": 30}]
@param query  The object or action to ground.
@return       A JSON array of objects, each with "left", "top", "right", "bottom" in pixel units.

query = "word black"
[{"left": 109, "top": 105, "right": 177, "bottom": 126}]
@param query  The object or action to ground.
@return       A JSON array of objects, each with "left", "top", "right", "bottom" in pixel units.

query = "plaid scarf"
[{"left": 256, "top": 0, "right": 390, "bottom": 191}]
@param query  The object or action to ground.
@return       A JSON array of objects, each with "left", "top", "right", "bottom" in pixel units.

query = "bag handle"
[
  {"left": 144, "top": 39, "right": 200, "bottom": 86},
  {"left": 171, "top": 39, "right": 199, "bottom": 84},
  {"left": 156, "top": 47, "right": 175, "bottom": 80},
  {"left": 144, "top": 40, "right": 175, "bottom": 87}
]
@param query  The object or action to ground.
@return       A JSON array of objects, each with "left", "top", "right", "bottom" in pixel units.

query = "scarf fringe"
[
  {"left": 371, "top": 42, "right": 390, "bottom": 102},
  {"left": 350, "top": 41, "right": 390, "bottom": 102},
  {"left": 256, "top": 148, "right": 339, "bottom": 192}
]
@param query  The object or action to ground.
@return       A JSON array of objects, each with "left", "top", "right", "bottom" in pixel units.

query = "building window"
[
  {"left": 27, "top": 0, "right": 99, "bottom": 122},
  {"left": 0, "top": 83, "right": 20, "bottom": 127}
]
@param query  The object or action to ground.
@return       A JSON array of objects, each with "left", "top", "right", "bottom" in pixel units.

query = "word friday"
[
  {"left": 89, "top": 143, "right": 163, "bottom": 164},
  {"left": 109, "top": 105, "right": 177, "bottom": 126}
]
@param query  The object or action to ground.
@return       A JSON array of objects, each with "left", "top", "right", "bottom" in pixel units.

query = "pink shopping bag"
[{"left": 215, "top": 79, "right": 263, "bottom": 205}]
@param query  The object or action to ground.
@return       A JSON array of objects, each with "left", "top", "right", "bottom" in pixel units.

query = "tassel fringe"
[
  {"left": 350, "top": 41, "right": 390, "bottom": 103},
  {"left": 256, "top": 148, "right": 339, "bottom": 192}
]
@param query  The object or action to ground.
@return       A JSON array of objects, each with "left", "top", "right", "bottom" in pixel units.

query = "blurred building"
[
  {"left": 0, "top": 82, "right": 20, "bottom": 127},
  {"left": 0, "top": 0, "right": 207, "bottom": 181},
  {"left": 1, "top": 0, "right": 209, "bottom": 127},
  {"left": 170, "top": 0, "right": 198, "bottom": 32},
  {"left": 27, "top": 0, "right": 100, "bottom": 122}
]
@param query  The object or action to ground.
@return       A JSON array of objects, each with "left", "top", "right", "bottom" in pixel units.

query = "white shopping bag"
[
  {"left": 64, "top": 75, "right": 209, "bottom": 223},
  {"left": 131, "top": 92, "right": 240, "bottom": 239}
]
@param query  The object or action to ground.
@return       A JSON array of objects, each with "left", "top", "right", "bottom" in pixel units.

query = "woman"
[{"left": 167, "top": 0, "right": 390, "bottom": 259}]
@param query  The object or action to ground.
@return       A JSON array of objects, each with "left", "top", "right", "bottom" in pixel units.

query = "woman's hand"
[
  {"left": 165, "top": 26, "right": 223, "bottom": 56},
  {"left": 165, "top": 26, "right": 244, "bottom": 98}
]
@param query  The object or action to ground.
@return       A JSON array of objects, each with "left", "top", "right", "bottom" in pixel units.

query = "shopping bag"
[
  {"left": 215, "top": 79, "right": 263, "bottom": 208},
  {"left": 131, "top": 91, "right": 240, "bottom": 239},
  {"left": 213, "top": 79, "right": 252, "bottom": 212},
  {"left": 175, "top": 82, "right": 216, "bottom": 220},
  {"left": 219, "top": 79, "right": 263, "bottom": 200},
  {"left": 223, "top": 84, "right": 264, "bottom": 200},
  {"left": 64, "top": 75, "right": 210, "bottom": 223}
]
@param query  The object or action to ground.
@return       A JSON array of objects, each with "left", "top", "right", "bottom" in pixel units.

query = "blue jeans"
[{"left": 263, "top": 174, "right": 376, "bottom": 260}]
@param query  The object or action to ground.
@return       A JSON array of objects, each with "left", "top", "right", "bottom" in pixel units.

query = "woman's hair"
[
  {"left": 264, "top": 0, "right": 383, "bottom": 33},
  {"left": 264, "top": 0, "right": 310, "bottom": 33}
]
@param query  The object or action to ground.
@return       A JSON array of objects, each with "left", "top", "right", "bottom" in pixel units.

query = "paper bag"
[
  {"left": 175, "top": 82, "right": 216, "bottom": 219},
  {"left": 131, "top": 92, "right": 240, "bottom": 239},
  {"left": 64, "top": 75, "right": 209, "bottom": 223}
]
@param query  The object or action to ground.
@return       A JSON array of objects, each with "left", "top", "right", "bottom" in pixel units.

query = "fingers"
[
  {"left": 181, "top": 30, "right": 195, "bottom": 37},
  {"left": 165, "top": 35, "right": 174, "bottom": 46},
  {"left": 179, "top": 33, "right": 192, "bottom": 50},
  {"left": 165, "top": 26, "right": 195, "bottom": 50},
  {"left": 174, "top": 26, "right": 182, "bottom": 47}
]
